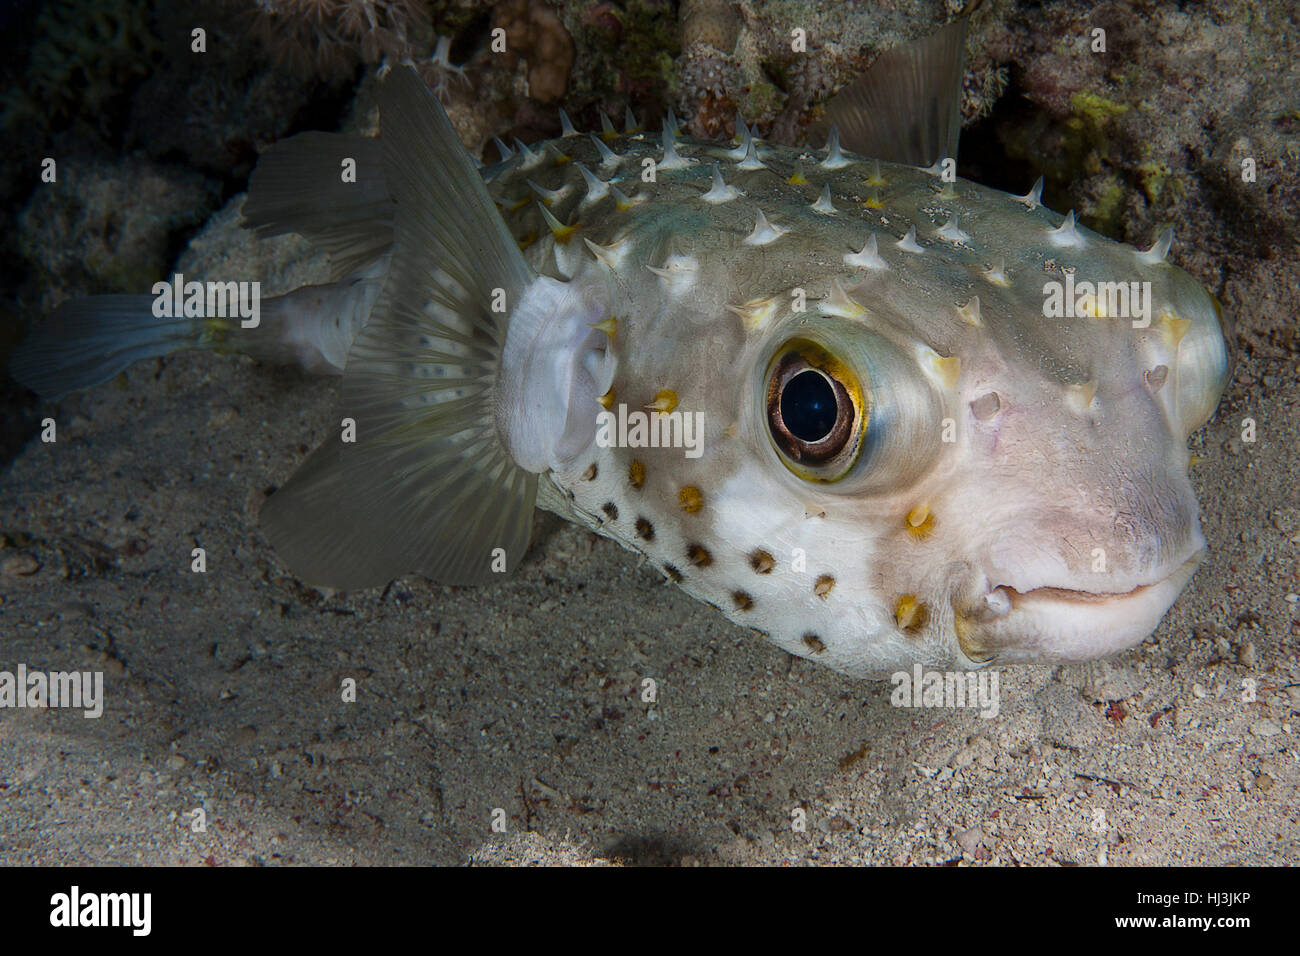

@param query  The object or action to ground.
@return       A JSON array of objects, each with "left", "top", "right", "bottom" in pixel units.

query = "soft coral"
[{"left": 246, "top": 0, "right": 432, "bottom": 77}]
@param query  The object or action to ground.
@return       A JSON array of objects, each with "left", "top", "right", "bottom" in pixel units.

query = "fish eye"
[{"left": 765, "top": 340, "right": 864, "bottom": 480}]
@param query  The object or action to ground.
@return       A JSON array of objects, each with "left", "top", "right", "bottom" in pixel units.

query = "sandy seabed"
[{"left": 1, "top": 250, "right": 1296, "bottom": 865}]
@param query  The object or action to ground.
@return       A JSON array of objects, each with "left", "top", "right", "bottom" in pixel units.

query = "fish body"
[
  {"left": 487, "top": 126, "right": 1227, "bottom": 676},
  {"left": 11, "top": 29, "right": 1229, "bottom": 679}
]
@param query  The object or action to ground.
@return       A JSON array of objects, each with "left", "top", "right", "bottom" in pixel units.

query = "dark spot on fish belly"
[
  {"left": 635, "top": 517, "right": 655, "bottom": 540},
  {"left": 732, "top": 590, "right": 754, "bottom": 611},
  {"left": 602, "top": 502, "right": 618, "bottom": 521},
  {"left": 629, "top": 459, "right": 645, "bottom": 489},
  {"left": 663, "top": 564, "right": 682, "bottom": 583},
  {"left": 687, "top": 544, "right": 712, "bottom": 567},
  {"left": 802, "top": 634, "right": 826, "bottom": 653},
  {"left": 749, "top": 549, "right": 775, "bottom": 574}
]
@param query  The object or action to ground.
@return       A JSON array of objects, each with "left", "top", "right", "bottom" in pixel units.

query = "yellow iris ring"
[{"left": 765, "top": 338, "right": 868, "bottom": 483}]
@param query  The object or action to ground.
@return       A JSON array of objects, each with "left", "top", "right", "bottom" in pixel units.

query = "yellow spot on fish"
[
  {"left": 726, "top": 296, "right": 779, "bottom": 331},
  {"left": 957, "top": 297, "right": 983, "bottom": 327},
  {"left": 813, "top": 575, "right": 835, "bottom": 599},
  {"left": 509, "top": 196, "right": 531, "bottom": 212},
  {"left": 1078, "top": 294, "right": 1103, "bottom": 317},
  {"left": 786, "top": 165, "right": 809, "bottom": 185},
  {"left": 1158, "top": 310, "right": 1192, "bottom": 346},
  {"left": 538, "top": 204, "right": 578, "bottom": 244},
  {"left": 611, "top": 186, "right": 639, "bottom": 211},
  {"left": 647, "top": 389, "right": 678, "bottom": 413},
  {"left": 863, "top": 194, "right": 884, "bottom": 210},
  {"left": 983, "top": 260, "right": 1010, "bottom": 286},
  {"left": 589, "top": 316, "right": 618, "bottom": 339},
  {"left": 955, "top": 610, "right": 992, "bottom": 663},
  {"left": 866, "top": 162, "right": 885, "bottom": 186},
  {"left": 517, "top": 230, "right": 539, "bottom": 251},
  {"left": 906, "top": 505, "right": 934, "bottom": 537},
  {"left": 936, "top": 356, "right": 961, "bottom": 388},
  {"left": 583, "top": 237, "right": 624, "bottom": 268},
  {"left": 597, "top": 388, "right": 615, "bottom": 409},
  {"left": 1189, "top": 454, "right": 1206, "bottom": 467},
  {"left": 921, "top": 349, "right": 961, "bottom": 389},
  {"left": 628, "top": 459, "right": 645, "bottom": 489},
  {"left": 679, "top": 485, "right": 703, "bottom": 513},
  {"left": 895, "top": 595, "right": 927, "bottom": 632},
  {"left": 820, "top": 278, "right": 868, "bottom": 319},
  {"left": 1067, "top": 380, "right": 1098, "bottom": 412},
  {"left": 202, "top": 318, "right": 232, "bottom": 342}
]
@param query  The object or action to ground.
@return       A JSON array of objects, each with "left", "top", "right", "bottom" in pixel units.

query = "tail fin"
[
  {"left": 12, "top": 130, "right": 395, "bottom": 403},
  {"left": 259, "top": 66, "right": 540, "bottom": 589},
  {"left": 9, "top": 295, "right": 203, "bottom": 400},
  {"left": 9, "top": 277, "right": 386, "bottom": 400}
]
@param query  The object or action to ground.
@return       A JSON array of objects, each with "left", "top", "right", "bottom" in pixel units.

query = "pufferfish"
[{"left": 10, "top": 20, "right": 1229, "bottom": 679}]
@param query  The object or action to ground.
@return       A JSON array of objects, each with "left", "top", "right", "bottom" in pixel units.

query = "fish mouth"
[
  {"left": 962, "top": 551, "right": 1204, "bottom": 665},
  {"left": 1002, "top": 578, "right": 1163, "bottom": 607}
]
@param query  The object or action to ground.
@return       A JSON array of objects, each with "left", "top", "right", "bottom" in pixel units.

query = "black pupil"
[{"left": 781, "top": 370, "right": 838, "bottom": 442}]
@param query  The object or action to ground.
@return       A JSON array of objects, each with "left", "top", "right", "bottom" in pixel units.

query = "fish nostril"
[
  {"left": 970, "top": 391, "right": 1000, "bottom": 420},
  {"left": 983, "top": 587, "right": 1012, "bottom": 619}
]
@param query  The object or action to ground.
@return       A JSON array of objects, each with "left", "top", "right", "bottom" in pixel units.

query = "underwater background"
[{"left": 0, "top": 0, "right": 1296, "bottom": 864}]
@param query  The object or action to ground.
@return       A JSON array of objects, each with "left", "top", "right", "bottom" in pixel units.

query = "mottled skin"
[{"left": 488, "top": 124, "right": 1227, "bottom": 678}]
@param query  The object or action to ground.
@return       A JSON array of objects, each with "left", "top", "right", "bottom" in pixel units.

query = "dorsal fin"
[
  {"left": 820, "top": 18, "right": 968, "bottom": 167},
  {"left": 240, "top": 132, "right": 394, "bottom": 282}
]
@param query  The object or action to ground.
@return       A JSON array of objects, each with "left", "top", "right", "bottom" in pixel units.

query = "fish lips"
[{"left": 957, "top": 549, "right": 1204, "bottom": 666}]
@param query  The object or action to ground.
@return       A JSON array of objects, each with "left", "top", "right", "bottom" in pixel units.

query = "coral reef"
[
  {"left": 493, "top": 0, "right": 576, "bottom": 104},
  {"left": 0, "top": 0, "right": 161, "bottom": 134},
  {"left": 562, "top": 1, "right": 678, "bottom": 134},
  {"left": 975, "top": 0, "right": 1300, "bottom": 356},
  {"left": 245, "top": 0, "right": 433, "bottom": 77},
  {"left": 18, "top": 155, "right": 218, "bottom": 311},
  {"left": 129, "top": 3, "right": 341, "bottom": 183},
  {"left": 3, "top": 0, "right": 1298, "bottom": 373}
]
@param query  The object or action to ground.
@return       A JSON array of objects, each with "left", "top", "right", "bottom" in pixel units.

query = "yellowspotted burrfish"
[{"left": 11, "top": 20, "right": 1229, "bottom": 678}]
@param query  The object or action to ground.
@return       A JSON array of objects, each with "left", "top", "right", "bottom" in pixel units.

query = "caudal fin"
[{"left": 9, "top": 295, "right": 202, "bottom": 400}]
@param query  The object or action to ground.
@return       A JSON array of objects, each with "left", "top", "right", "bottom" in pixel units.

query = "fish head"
[
  {"left": 500, "top": 136, "right": 1229, "bottom": 679},
  {"left": 692, "top": 260, "right": 1228, "bottom": 676}
]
